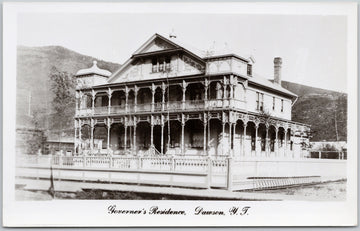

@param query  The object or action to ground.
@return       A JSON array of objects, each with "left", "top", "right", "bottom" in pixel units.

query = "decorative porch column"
[
  {"left": 265, "top": 124, "right": 269, "bottom": 157},
  {"left": 78, "top": 120, "right": 82, "bottom": 153},
  {"left": 207, "top": 114, "right": 211, "bottom": 156},
  {"left": 134, "top": 86, "right": 138, "bottom": 113},
  {"left": 242, "top": 123, "right": 247, "bottom": 156},
  {"left": 204, "top": 79, "right": 208, "bottom": 109},
  {"left": 124, "top": 118, "right": 127, "bottom": 152},
  {"left": 222, "top": 122, "right": 226, "bottom": 156},
  {"left": 232, "top": 122, "right": 236, "bottom": 157},
  {"left": 222, "top": 78, "right": 227, "bottom": 107},
  {"left": 182, "top": 81, "right": 187, "bottom": 110},
  {"left": 150, "top": 116, "right": 154, "bottom": 148},
  {"left": 90, "top": 119, "right": 94, "bottom": 151},
  {"left": 106, "top": 118, "right": 111, "bottom": 151},
  {"left": 300, "top": 134, "right": 303, "bottom": 158},
  {"left": 181, "top": 114, "right": 185, "bottom": 155},
  {"left": 284, "top": 130, "right": 288, "bottom": 158},
  {"left": 108, "top": 88, "right": 112, "bottom": 115},
  {"left": 275, "top": 127, "right": 279, "bottom": 157},
  {"left": 203, "top": 114, "right": 207, "bottom": 155},
  {"left": 229, "top": 76, "right": 234, "bottom": 108},
  {"left": 255, "top": 123, "right": 260, "bottom": 157},
  {"left": 161, "top": 116, "right": 164, "bottom": 154},
  {"left": 161, "top": 83, "right": 166, "bottom": 111},
  {"left": 133, "top": 117, "right": 137, "bottom": 154},
  {"left": 91, "top": 89, "right": 96, "bottom": 114},
  {"left": 228, "top": 123, "right": 232, "bottom": 157},
  {"left": 125, "top": 86, "right": 129, "bottom": 114},
  {"left": 151, "top": 84, "right": 156, "bottom": 112},
  {"left": 74, "top": 120, "right": 77, "bottom": 154}
]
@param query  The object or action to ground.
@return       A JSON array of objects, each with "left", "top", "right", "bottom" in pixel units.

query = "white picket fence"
[{"left": 16, "top": 155, "right": 346, "bottom": 191}]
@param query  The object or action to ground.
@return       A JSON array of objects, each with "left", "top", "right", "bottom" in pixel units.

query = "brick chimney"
[{"left": 274, "top": 57, "right": 282, "bottom": 85}]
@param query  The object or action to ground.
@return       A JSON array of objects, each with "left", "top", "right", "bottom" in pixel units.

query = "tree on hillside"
[{"left": 49, "top": 66, "right": 76, "bottom": 136}]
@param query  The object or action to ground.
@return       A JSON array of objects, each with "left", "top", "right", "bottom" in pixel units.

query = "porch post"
[
  {"left": 108, "top": 88, "right": 112, "bottom": 115},
  {"left": 284, "top": 130, "right": 288, "bottom": 158},
  {"left": 182, "top": 81, "right": 187, "bottom": 110},
  {"left": 203, "top": 114, "right": 207, "bottom": 155},
  {"left": 204, "top": 79, "right": 208, "bottom": 109},
  {"left": 78, "top": 120, "right": 82, "bottom": 154},
  {"left": 232, "top": 122, "right": 236, "bottom": 157},
  {"left": 228, "top": 123, "right": 232, "bottom": 157},
  {"left": 150, "top": 115, "right": 154, "bottom": 149},
  {"left": 161, "top": 117, "right": 164, "bottom": 154},
  {"left": 275, "top": 127, "right": 279, "bottom": 157},
  {"left": 181, "top": 114, "right": 185, "bottom": 155},
  {"left": 207, "top": 115, "right": 211, "bottom": 156},
  {"left": 107, "top": 118, "right": 111, "bottom": 151},
  {"left": 125, "top": 86, "right": 129, "bottom": 113},
  {"left": 255, "top": 123, "right": 259, "bottom": 157},
  {"left": 124, "top": 119, "right": 127, "bottom": 152},
  {"left": 133, "top": 120, "right": 137, "bottom": 154},
  {"left": 74, "top": 120, "right": 77, "bottom": 155},
  {"left": 91, "top": 89, "right": 95, "bottom": 114},
  {"left": 222, "top": 122, "right": 226, "bottom": 156},
  {"left": 161, "top": 82, "right": 166, "bottom": 111},
  {"left": 243, "top": 123, "right": 247, "bottom": 156},
  {"left": 265, "top": 124, "right": 269, "bottom": 157},
  {"left": 229, "top": 82, "right": 234, "bottom": 108},
  {"left": 222, "top": 77, "right": 227, "bottom": 107},
  {"left": 90, "top": 119, "right": 94, "bottom": 151},
  {"left": 300, "top": 134, "right": 303, "bottom": 158},
  {"left": 151, "top": 84, "right": 155, "bottom": 112},
  {"left": 134, "top": 86, "right": 138, "bottom": 113}
]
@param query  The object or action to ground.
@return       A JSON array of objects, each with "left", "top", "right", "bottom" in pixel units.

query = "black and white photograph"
[{"left": 3, "top": 2, "right": 358, "bottom": 227}]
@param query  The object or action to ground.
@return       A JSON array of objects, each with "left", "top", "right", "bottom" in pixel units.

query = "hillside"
[
  {"left": 16, "top": 46, "right": 121, "bottom": 129},
  {"left": 281, "top": 81, "right": 347, "bottom": 141},
  {"left": 16, "top": 46, "right": 347, "bottom": 142}
]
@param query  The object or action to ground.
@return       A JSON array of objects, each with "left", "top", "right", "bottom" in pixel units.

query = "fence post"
[
  {"left": 109, "top": 156, "right": 112, "bottom": 168},
  {"left": 227, "top": 157, "right": 233, "bottom": 191},
  {"left": 59, "top": 155, "right": 63, "bottom": 166},
  {"left": 138, "top": 156, "right": 141, "bottom": 169},
  {"left": 319, "top": 151, "right": 322, "bottom": 159},
  {"left": 171, "top": 157, "right": 175, "bottom": 171},
  {"left": 207, "top": 157, "right": 212, "bottom": 189},
  {"left": 83, "top": 155, "right": 86, "bottom": 167}
]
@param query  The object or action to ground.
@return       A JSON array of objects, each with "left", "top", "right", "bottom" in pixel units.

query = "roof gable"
[{"left": 133, "top": 34, "right": 179, "bottom": 55}]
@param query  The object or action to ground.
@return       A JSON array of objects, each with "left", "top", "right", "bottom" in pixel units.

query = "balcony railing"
[{"left": 76, "top": 99, "right": 246, "bottom": 116}]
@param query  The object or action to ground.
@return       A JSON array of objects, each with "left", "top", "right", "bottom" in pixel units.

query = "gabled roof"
[
  {"left": 249, "top": 73, "right": 297, "bottom": 98},
  {"left": 108, "top": 33, "right": 297, "bottom": 98}
]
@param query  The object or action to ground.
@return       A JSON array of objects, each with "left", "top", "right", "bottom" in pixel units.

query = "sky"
[{"left": 18, "top": 13, "right": 347, "bottom": 92}]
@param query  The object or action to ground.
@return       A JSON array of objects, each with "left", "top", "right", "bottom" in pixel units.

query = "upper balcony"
[
  {"left": 76, "top": 79, "right": 247, "bottom": 117},
  {"left": 76, "top": 99, "right": 246, "bottom": 117}
]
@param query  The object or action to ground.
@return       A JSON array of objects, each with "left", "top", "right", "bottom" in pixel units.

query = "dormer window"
[
  {"left": 247, "top": 64, "right": 252, "bottom": 76},
  {"left": 152, "top": 57, "right": 171, "bottom": 73}
]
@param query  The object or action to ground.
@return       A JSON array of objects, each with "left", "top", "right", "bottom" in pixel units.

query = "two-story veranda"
[{"left": 74, "top": 33, "right": 310, "bottom": 159}]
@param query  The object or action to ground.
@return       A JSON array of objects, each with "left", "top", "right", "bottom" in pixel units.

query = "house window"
[
  {"left": 273, "top": 97, "right": 275, "bottom": 110},
  {"left": 152, "top": 59, "right": 158, "bottom": 72},
  {"left": 247, "top": 64, "right": 252, "bottom": 76},
  {"left": 281, "top": 99, "right": 284, "bottom": 112},
  {"left": 256, "top": 92, "right": 264, "bottom": 111},
  {"left": 152, "top": 57, "right": 171, "bottom": 73}
]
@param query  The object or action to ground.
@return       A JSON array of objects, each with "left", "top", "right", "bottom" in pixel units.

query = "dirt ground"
[
  {"left": 258, "top": 180, "right": 346, "bottom": 201},
  {"left": 16, "top": 180, "right": 346, "bottom": 201}
]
